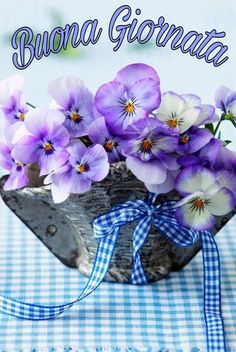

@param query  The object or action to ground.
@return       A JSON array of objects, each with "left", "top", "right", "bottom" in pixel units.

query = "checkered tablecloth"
[{"left": 0, "top": 197, "right": 236, "bottom": 352}]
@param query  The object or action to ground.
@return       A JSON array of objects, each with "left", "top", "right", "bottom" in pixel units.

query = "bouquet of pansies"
[{"left": 0, "top": 63, "right": 236, "bottom": 231}]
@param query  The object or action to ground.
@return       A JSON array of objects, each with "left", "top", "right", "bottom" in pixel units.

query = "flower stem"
[
  {"left": 213, "top": 119, "right": 222, "bottom": 137},
  {"left": 230, "top": 119, "right": 236, "bottom": 128},
  {"left": 213, "top": 113, "right": 236, "bottom": 137},
  {"left": 27, "top": 102, "right": 36, "bottom": 108}
]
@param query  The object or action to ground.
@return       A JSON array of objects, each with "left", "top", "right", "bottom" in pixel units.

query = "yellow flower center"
[
  {"left": 194, "top": 198, "right": 204, "bottom": 208},
  {"left": 43, "top": 143, "right": 54, "bottom": 153},
  {"left": 125, "top": 101, "right": 135, "bottom": 114},
  {"left": 189, "top": 197, "right": 205, "bottom": 213},
  {"left": 104, "top": 140, "right": 114, "bottom": 151},
  {"left": 77, "top": 164, "right": 86, "bottom": 173},
  {"left": 16, "top": 162, "right": 23, "bottom": 170},
  {"left": 70, "top": 111, "right": 81, "bottom": 122},
  {"left": 180, "top": 135, "right": 189, "bottom": 144},
  {"left": 166, "top": 118, "right": 178, "bottom": 129},
  {"left": 17, "top": 112, "right": 25, "bottom": 121},
  {"left": 142, "top": 139, "right": 152, "bottom": 151}
]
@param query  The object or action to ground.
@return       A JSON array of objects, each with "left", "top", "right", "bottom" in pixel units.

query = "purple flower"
[
  {"left": 197, "top": 138, "right": 221, "bottom": 166},
  {"left": 48, "top": 76, "right": 97, "bottom": 138},
  {"left": 95, "top": 64, "right": 161, "bottom": 135},
  {"left": 123, "top": 118, "right": 178, "bottom": 158},
  {"left": 13, "top": 108, "right": 70, "bottom": 176},
  {"left": 122, "top": 118, "right": 179, "bottom": 184},
  {"left": 177, "top": 127, "right": 212, "bottom": 155},
  {"left": 193, "top": 104, "right": 218, "bottom": 126},
  {"left": 178, "top": 155, "right": 204, "bottom": 168},
  {"left": 191, "top": 138, "right": 236, "bottom": 172},
  {"left": 182, "top": 94, "right": 217, "bottom": 126},
  {"left": 0, "top": 75, "right": 28, "bottom": 128},
  {"left": 88, "top": 116, "right": 122, "bottom": 163},
  {"left": 155, "top": 92, "right": 201, "bottom": 133},
  {"left": 178, "top": 138, "right": 221, "bottom": 169},
  {"left": 0, "top": 141, "right": 28, "bottom": 191},
  {"left": 115, "top": 63, "right": 160, "bottom": 89},
  {"left": 216, "top": 169, "right": 236, "bottom": 203},
  {"left": 155, "top": 92, "right": 216, "bottom": 133},
  {"left": 215, "top": 86, "right": 236, "bottom": 118},
  {"left": 175, "top": 166, "right": 235, "bottom": 230},
  {"left": 145, "top": 170, "right": 179, "bottom": 194},
  {"left": 212, "top": 141, "right": 236, "bottom": 172},
  {"left": 45, "top": 141, "right": 109, "bottom": 203}
]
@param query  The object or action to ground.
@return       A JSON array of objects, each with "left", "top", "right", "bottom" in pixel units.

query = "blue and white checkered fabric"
[
  {"left": 0, "top": 195, "right": 236, "bottom": 351},
  {"left": 94, "top": 193, "right": 226, "bottom": 351},
  {"left": 0, "top": 214, "right": 119, "bottom": 320},
  {"left": 201, "top": 234, "right": 226, "bottom": 351}
]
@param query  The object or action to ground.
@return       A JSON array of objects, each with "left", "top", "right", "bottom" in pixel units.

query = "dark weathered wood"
[{"left": 0, "top": 162, "right": 235, "bottom": 283}]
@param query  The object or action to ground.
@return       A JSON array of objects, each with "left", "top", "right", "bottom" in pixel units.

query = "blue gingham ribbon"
[{"left": 0, "top": 193, "right": 226, "bottom": 352}]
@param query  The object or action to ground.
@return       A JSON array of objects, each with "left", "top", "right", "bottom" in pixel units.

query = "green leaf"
[
  {"left": 205, "top": 123, "right": 214, "bottom": 134},
  {"left": 224, "top": 140, "right": 232, "bottom": 146},
  {"left": 80, "top": 136, "right": 92, "bottom": 147}
]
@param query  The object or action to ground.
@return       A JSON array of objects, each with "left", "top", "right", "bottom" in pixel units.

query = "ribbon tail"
[
  {"left": 77, "top": 227, "right": 119, "bottom": 299},
  {"left": 0, "top": 227, "right": 120, "bottom": 320},
  {"left": 201, "top": 231, "right": 226, "bottom": 352},
  {"left": 0, "top": 295, "right": 74, "bottom": 320},
  {"left": 131, "top": 217, "right": 151, "bottom": 285}
]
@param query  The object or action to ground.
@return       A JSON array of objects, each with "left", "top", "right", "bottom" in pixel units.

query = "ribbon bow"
[
  {"left": 94, "top": 193, "right": 199, "bottom": 284},
  {"left": 94, "top": 193, "right": 226, "bottom": 351},
  {"left": 0, "top": 193, "right": 226, "bottom": 352}
]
